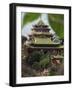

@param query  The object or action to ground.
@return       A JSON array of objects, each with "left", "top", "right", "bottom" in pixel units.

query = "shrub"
[
  {"left": 32, "top": 62, "right": 41, "bottom": 70},
  {"left": 27, "top": 50, "right": 51, "bottom": 70},
  {"left": 39, "top": 53, "right": 50, "bottom": 69},
  {"left": 27, "top": 51, "right": 42, "bottom": 65}
]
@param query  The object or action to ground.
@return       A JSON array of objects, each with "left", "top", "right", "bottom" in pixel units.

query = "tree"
[
  {"left": 32, "top": 62, "right": 41, "bottom": 70},
  {"left": 39, "top": 53, "right": 50, "bottom": 69},
  {"left": 27, "top": 51, "right": 42, "bottom": 65},
  {"left": 27, "top": 51, "right": 51, "bottom": 70}
]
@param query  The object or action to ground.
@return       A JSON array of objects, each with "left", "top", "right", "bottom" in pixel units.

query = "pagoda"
[
  {"left": 28, "top": 20, "right": 60, "bottom": 47},
  {"left": 24, "top": 19, "right": 64, "bottom": 65}
]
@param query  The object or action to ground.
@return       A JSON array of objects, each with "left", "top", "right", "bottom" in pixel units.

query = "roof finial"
[{"left": 37, "top": 15, "right": 44, "bottom": 25}]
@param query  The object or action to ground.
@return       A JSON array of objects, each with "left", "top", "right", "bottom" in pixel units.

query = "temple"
[
  {"left": 23, "top": 20, "right": 64, "bottom": 65},
  {"left": 28, "top": 20, "right": 60, "bottom": 47}
]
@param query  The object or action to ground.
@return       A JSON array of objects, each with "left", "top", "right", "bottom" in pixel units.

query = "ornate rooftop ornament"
[{"left": 37, "top": 19, "right": 45, "bottom": 26}]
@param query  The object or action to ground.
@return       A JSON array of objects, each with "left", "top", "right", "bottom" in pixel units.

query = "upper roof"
[{"left": 32, "top": 20, "right": 50, "bottom": 32}]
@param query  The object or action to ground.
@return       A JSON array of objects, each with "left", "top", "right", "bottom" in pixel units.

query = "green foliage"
[
  {"left": 32, "top": 62, "right": 41, "bottom": 70},
  {"left": 48, "top": 14, "right": 64, "bottom": 39},
  {"left": 49, "top": 70, "right": 56, "bottom": 76},
  {"left": 27, "top": 51, "right": 51, "bottom": 70},
  {"left": 27, "top": 51, "right": 42, "bottom": 65},
  {"left": 22, "top": 13, "right": 40, "bottom": 27},
  {"left": 39, "top": 58, "right": 49, "bottom": 69},
  {"left": 39, "top": 53, "right": 50, "bottom": 69}
]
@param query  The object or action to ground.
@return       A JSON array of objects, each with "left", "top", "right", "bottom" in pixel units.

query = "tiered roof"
[
  {"left": 28, "top": 20, "right": 61, "bottom": 47},
  {"left": 32, "top": 20, "right": 50, "bottom": 32}
]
